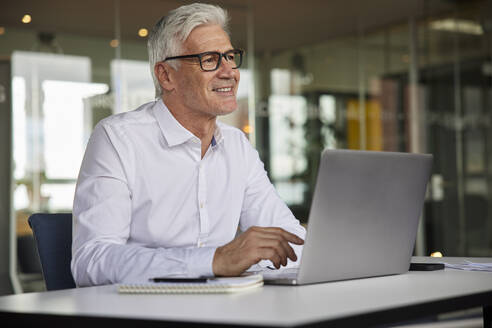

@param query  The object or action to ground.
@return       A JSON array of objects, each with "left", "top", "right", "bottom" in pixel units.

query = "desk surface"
[{"left": 0, "top": 257, "right": 491, "bottom": 327}]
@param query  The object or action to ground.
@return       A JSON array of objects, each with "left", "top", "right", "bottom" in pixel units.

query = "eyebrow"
[{"left": 194, "top": 47, "right": 235, "bottom": 54}]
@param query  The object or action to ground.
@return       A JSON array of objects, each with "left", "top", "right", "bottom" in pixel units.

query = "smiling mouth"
[{"left": 213, "top": 87, "right": 233, "bottom": 92}]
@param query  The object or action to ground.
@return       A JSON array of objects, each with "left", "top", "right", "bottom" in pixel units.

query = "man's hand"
[{"left": 212, "top": 226, "right": 304, "bottom": 276}]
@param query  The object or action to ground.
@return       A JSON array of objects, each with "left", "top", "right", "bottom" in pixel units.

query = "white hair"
[{"left": 147, "top": 3, "right": 230, "bottom": 97}]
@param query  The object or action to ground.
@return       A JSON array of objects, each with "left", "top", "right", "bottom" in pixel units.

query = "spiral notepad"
[{"left": 118, "top": 274, "right": 263, "bottom": 294}]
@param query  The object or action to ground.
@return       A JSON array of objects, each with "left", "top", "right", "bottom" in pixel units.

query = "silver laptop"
[{"left": 261, "top": 149, "right": 433, "bottom": 285}]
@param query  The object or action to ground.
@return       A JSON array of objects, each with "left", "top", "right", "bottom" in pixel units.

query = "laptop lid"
[{"left": 295, "top": 149, "right": 432, "bottom": 285}]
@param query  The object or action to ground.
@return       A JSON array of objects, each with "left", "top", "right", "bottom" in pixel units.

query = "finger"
[
  {"left": 249, "top": 231, "right": 301, "bottom": 261},
  {"left": 257, "top": 248, "right": 282, "bottom": 269},
  {"left": 251, "top": 227, "right": 304, "bottom": 245},
  {"left": 255, "top": 238, "right": 292, "bottom": 265},
  {"left": 254, "top": 236, "right": 298, "bottom": 263},
  {"left": 256, "top": 236, "right": 297, "bottom": 263}
]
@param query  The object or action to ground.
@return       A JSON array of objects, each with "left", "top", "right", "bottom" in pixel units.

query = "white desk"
[{"left": 0, "top": 257, "right": 491, "bottom": 327}]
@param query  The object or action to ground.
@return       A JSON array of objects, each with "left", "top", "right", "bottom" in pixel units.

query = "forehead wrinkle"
[
  {"left": 191, "top": 37, "right": 232, "bottom": 53},
  {"left": 184, "top": 25, "right": 232, "bottom": 54}
]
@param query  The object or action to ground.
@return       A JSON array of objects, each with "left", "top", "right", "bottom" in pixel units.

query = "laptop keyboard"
[{"left": 257, "top": 267, "right": 299, "bottom": 280}]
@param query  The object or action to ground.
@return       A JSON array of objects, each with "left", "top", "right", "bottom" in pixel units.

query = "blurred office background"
[{"left": 0, "top": 0, "right": 491, "bottom": 294}]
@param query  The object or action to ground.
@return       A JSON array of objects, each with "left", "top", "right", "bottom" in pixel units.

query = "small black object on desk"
[{"left": 409, "top": 263, "right": 445, "bottom": 271}]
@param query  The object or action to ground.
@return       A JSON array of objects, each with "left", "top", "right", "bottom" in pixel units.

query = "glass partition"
[{"left": 256, "top": 0, "right": 492, "bottom": 259}]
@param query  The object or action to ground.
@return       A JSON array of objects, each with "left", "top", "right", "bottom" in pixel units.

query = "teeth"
[{"left": 215, "top": 87, "right": 232, "bottom": 92}]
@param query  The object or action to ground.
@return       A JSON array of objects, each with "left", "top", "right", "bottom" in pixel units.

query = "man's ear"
[{"left": 154, "top": 62, "right": 175, "bottom": 92}]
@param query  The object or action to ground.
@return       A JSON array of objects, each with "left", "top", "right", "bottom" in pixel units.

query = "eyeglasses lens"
[
  {"left": 201, "top": 53, "right": 220, "bottom": 70},
  {"left": 200, "top": 50, "right": 242, "bottom": 71}
]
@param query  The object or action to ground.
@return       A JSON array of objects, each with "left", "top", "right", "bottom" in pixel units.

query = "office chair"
[
  {"left": 28, "top": 213, "right": 76, "bottom": 290},
  {"left": 17, "top": 234, "right": 42, "bottom": 274}
]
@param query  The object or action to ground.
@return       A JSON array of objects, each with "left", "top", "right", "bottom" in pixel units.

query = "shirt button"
[{"left": 200, "top": 202, "right": 204, "bottom": 208}]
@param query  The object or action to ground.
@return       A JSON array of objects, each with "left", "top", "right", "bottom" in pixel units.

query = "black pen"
[{"left": 150, "top": 277, "right": 209, "bottom": 283}]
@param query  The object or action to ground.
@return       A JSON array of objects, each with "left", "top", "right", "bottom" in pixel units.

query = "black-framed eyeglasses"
[{"left": 163, "top": 49, "right": 244, "bottom": 72}]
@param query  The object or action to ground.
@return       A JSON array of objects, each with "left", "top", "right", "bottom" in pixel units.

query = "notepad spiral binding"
[
  {"left": 119, "top": 284, "right": 239, "bottom": 294},
  {"left": 118, "top": 276, "right": 264, "bottom": 294}
]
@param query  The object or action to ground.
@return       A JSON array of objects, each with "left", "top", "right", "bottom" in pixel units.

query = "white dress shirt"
[{"left": 72, "top": 99, "right": 306, "bottom": 286}]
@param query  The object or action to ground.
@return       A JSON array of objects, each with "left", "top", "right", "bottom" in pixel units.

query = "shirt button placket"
[{"left": 197, "top": 161, "right": 209, "bottom": 247}]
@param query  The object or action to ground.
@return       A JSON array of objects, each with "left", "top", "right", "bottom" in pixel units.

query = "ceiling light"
[
  {"left": 0, "top": 27, "right": 5, "bottom": 35},
  {"left": 110, "top": 39, "right": 119, "bottom": 48},
  {"left": 138, "top": 28, "right": 148, "bottom": 37},
  {"left": 430, "top": 19, "right": 483, "bottom": 35},
  {"left": 242, "top": 125, "right": 252, "bottom": 134},
  {"left": 22, "top": 14, "right": 32, "bottom": 24}
]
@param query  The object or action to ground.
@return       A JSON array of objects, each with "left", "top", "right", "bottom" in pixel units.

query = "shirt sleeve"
[
  {"left": 238, "top": 134, "right": 306, "bottom": 268},
  {"left": 71, "top": 123, "right": 216, "bottom": 287}
]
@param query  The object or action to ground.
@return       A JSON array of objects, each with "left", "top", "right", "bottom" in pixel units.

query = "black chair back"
[{"left": 28, "top": 213, "right": 76, "bottom": 290}]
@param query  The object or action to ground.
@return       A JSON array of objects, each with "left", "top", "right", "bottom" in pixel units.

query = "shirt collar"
[
  {"left": 153, "top": 99, "right": 224, "bottom": 148},
  {"left": 213, "top": 121, "right": 225, "bottom": 147}
]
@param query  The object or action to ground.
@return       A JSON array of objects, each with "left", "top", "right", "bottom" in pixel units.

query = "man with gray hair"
[{"left": 72, "top": 3, "right": 305, "bottom": 286}]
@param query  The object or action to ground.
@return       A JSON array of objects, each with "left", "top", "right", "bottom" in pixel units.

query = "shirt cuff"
[{"left": 187, "top": 246, "right": 217, "bottom": 277}]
